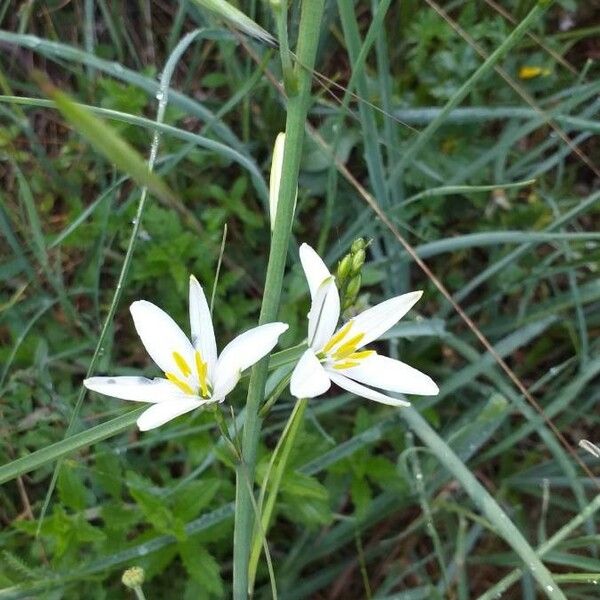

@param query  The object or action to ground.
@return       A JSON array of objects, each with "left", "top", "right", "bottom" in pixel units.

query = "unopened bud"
[
  {"left": 122, "top": 567, "right": 145, "bottom": 589},
  {"left": 351, "top": 249, "right": 365, "bottom": 274},
  {"left": 337, "top": 255, "right": 353, "bottom": 283},
  {"left": 269, "top": 133, "right": 298, "bottom": 231},
  {"left": 351, "top": 237, "right": 366, "bottom": 254},
  {"left": 345, "top": 273, "right": 361, "bottom": 303}
]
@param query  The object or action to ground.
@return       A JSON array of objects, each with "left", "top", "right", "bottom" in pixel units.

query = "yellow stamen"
[
  {"left": 333, "top": 333, "right": 365, "bottom": 360},
  {"left": 348, "top": 350, "right": 375, "bottom": 361},
  {"left": 172, "top": 351, "right": 191, "bottom": 377},
  {"left": 333, "top": 361, "right": 359, "bottom": 370},
  {"left": 322, "top": 321, "right": 353, "bottom": 354},
  {"left": 166, "top": 372, "right": 194, "bottom": 395},
  {"left": 195, "top": 350, "right": 210, "bottom": 398}
]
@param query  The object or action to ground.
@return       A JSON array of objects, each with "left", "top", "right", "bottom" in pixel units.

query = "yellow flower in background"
[{"left": 518, "top": 66, "right": 551, "bottom": 80}]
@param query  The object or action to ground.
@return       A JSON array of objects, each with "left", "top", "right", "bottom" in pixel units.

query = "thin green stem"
[
  {"left": 248, "top": 398, "right": 307, "bottom": 592},
  {"left": 133, "top": 586, "right": 147, "bottom": 600},
  {"left": 232, "top": 1, "right": 325, "bottom": 597}
]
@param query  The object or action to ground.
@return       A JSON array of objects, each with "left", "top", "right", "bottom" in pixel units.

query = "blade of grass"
[
  {"left": 0, "top": 408, "right": 144, "bottom": 485},
  {"left": 401, "top": 406, "right": 566, "bottom": 599}
]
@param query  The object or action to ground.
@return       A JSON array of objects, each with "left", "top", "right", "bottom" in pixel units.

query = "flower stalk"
[{"left": 232, "top": 1, "right": 326, "bottom": 597}]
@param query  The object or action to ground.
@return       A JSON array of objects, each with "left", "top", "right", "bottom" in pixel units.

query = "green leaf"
[
  {"left": 94, "top": 449, "right": 123, "bottom": 500},
  {"left": 172, "top": 479, "right": 220, "bottom": 523},
  {"left": 179, "top": 541, "right": 224, "bottom": 596},
  {"left": 57, "top": 459, "right": 90, "bottom": 511},
  {"left": 126, "top": 472, "right": 187, "bottom": 541}
]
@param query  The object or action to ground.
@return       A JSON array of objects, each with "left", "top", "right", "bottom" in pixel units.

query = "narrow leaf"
[{"left": 35, "top": 74, "right": 177, "bottom": 205}]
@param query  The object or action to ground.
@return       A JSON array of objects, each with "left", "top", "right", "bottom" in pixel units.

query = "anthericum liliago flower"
[
  {"left": 290, "top": 244, "right": 439, "bottom": 405},
  {"left": 84, "top": 275, "right": 288, "bottom": 431}
]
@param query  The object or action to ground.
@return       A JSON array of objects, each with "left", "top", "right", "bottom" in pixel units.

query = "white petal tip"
[{"left": 424, "top": 381, "right": 439, "bottom": 396}]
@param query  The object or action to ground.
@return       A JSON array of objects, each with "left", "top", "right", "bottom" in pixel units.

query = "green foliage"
[{"left": 1, "top": 0, "right": 599, "bottom": 598}]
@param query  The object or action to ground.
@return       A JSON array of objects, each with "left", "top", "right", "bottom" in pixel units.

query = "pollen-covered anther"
[
  {"left": 194, "top": 350, "right": 210, "bottom": 398},
  {"left": 172, "top": 351, "right": 192, "bottom": 377},
  {"left": 333, "top": 360, "right": 360, "bottom": 370},
  {"left": 322, "top": 321, "right": 353, "bottom": 354},
  {"left": 332, "top": 333, "right": 365, "bottom": 360},
  {"left": 165, "top": 371, "right": 195, "bottom": 395}
]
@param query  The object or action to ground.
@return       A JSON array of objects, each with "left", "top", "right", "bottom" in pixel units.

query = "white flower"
[
  {"left": 84, "top": 275, "right": 288, "bottom": 431},
  {"left": 290, "top": 244, "right": 438, "bottom": 405}
]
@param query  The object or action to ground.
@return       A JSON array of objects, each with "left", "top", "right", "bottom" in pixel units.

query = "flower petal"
[
  {"left": 130, "top": 300, "right": 196, "bottom": 375},
  {"left": 299, "top": 243, "right": 333, "bottom": 300},
  {"left": 340, "top": 354, "right": 439, "bottom": 396},
  {"left": 349, "top": 291, "right": 423, "bottom": 349},
  {"left": 329, "top": 371, "right": 411, "bottom": 407},
  {"left": 84, "top": 376, "right": 188, "bottom": 403},
  {"left": 212, "top": 322, "right": 288, "bottom": 398},
  {"left": 137, "top": 398, "right": 204, "bottom": 431},
  {"left": 269, "top": 132, "right": 285, "bottom": 228},
  {"left": 189, "top": 275, "right": 217, "bottom": 373},
  {"left": 307, "top": 277, "right": 340, "bottom": 350},
  {"left": 290, "top": 349, "right": 331, "bottom": 398}
]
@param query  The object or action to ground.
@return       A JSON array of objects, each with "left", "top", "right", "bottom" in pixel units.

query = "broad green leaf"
[
  {"left": 57, "top": 459, "right": 90, "bottom": 511},
  {"left": 179, "top": 541, "right": 224, "bottom": 595}
]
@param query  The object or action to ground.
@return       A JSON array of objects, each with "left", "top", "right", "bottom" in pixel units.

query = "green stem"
[
  {"left": 248, "top": 398, "right": 308, "bottom": 592},
  {"left": 401, "top": 406, "right": 566, "bottom": 600},
  {"left": 232, "top": 1, "right": 325, "bottom": 597}
]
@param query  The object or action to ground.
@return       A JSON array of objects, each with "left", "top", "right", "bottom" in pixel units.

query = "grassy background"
[{"left": 0, "top": 0, "right": 599, "bottom": 598}]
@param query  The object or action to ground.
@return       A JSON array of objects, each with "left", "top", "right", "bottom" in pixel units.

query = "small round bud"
[
  {"left": 351, "top": 249, "right": 365, "bottom": 274},
  {"left": 351, "top": 238, "right": 366, "bottom": 254},
  {"left": 122, "top": 567, "right": 145, "bottom": 589},
  {"left": 337, "top": 255, "right": 353, "bottom": 283},
  {"left": 345, "top": 274, "right": 361, "bottom": 303}
]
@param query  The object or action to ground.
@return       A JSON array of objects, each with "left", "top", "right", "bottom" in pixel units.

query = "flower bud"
[
  {"left": 351, "top": 237, "right": 366, "bottom": 254},
  {"left": 122, "top": 567, "right": 145, "bottom": 589},
  {"left": 336, "top": 254, "right": 353, "bottom": 284},
  {"left": 269, "top": 133, "right": 298, "bottom": 231},
  {"left": 351, "top": 249, "right": 365, "bottom": 274},
  {"left": 345, "top": 273, "right": 361, "bottom": 303}
]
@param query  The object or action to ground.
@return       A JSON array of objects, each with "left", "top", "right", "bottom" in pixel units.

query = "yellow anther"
[
  {"left": 166, "top": 372, "right": 195, "bottom": 395},
  {"left": 322, "top": 321, "right": 353, "bottom": 354},
  {"left": 333, "top": 361, "right": 360, "bottom": 370},
  {"left": 333, "top": 333, "right": 365, "bottom": 360},
  {"left": 195, "top": 350, "right": 210, "bottom": 398},
  {"left": 172, "top": 351, "right": 191, "bottom": 377},
  {"left": 348, "top": 350, "right": 375, "bottom": 361}
]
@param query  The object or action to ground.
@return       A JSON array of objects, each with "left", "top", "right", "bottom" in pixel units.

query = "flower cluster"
[{"left": 85, "top": 245, "right": 438, "bottom": 430}]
